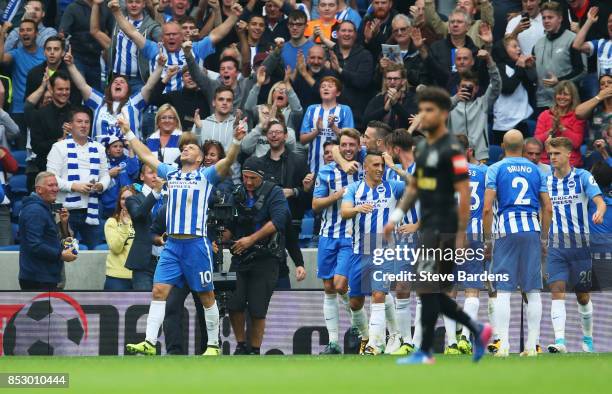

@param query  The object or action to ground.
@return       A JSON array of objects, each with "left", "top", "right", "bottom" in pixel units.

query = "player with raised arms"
[
  {"left": 116, "top": 114, "right": 246, "bottom": 356},
  {"left": 384, "top": 87, "right": 492, "bottom": 365},
  {"left": 312, "top": 128, "right": 365, "bottom": 354},
  {"left": 545, "top": 137, "right": 605, "bottom": 353},
  {"left": 340, "top": 150, "right": 405, "bottom": 355},
  {"left": 483, "top": 129, "right": 552, "bottom": 357}
]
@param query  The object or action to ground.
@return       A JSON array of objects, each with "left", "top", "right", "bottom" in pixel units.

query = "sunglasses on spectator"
[{"left": 393, "top": 27, "right": 409, "bottom": 34}]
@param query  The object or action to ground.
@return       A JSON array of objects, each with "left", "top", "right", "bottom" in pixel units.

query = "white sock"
[
  {"left": 204, "top": 302, "right": 220, "bottom": 346},
  {"left": 145, "top": 300, "right": 166, "bottom": 344},
  {"left": 488, "top": 297, "right": 498, "bottom": 340},
  {"left": 526, "top": 292, "right": 542, "bottom": 352},
  {"left": 462, "top": 297, "right": 480, "bottom": 339},
  {"left": 351, "top": 307, "right": 369, "bottom": 339},
  {"left": 578, "top": 300, "right": 593, "bottom": 337},
  {"left": 369, "top": 302, "right": 386, "bottom": 347},
  {"left": 395, "top": 298, "right": 412, "bottom": 343},
  {"left": 550, "top": 299, "right": 566, "bottom": 341},
  {"left": 443, "top": 315, "right": 457, "bottom": 346},
  {"left": 413, "top": 298, "right": 422, "bottom": 348},
  {"left": 324, "top": 293, "right": 339, "bottom": 344},
  {"left": 496, "top": 292, "right": 511, "bottom": 352},
  {"left": 338, "top": 292, "right": 351, "bottom": 315},
  {"left": 384, "top": 294, "right": 399, "bottom": 335}
]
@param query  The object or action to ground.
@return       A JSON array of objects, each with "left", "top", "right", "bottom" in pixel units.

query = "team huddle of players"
[{"left": 313, "top": 118, "right": 606, "bottom": 357}]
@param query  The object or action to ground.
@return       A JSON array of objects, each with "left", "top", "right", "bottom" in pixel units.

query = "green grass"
[{"left": 1, "top": 353, "right": 610, "bottom": 394}]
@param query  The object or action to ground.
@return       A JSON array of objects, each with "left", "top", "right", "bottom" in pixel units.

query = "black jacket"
[
  {"left": 334, "top": 44, "right": 375, "bottom": 130},
  {"left": 259, "top": 149, "right": 310, "bottom": 220},
  {"left": 363, "top": 90, "right": 418, "bottom": 130},
  {"left": 229, "top": 181, "right": 291, "bottom": 267},
  {"left": 426, "top": 35, "right": 478, "bottom": 88},
  {"left": 358, "top": 10, "right": 399, "bottom": 60},
  {"left": 18, "top": 193, "right": 63, "bottom": 283},
  {"left": 125, "top": 190, "right": 159, "bottom": 271},
  {"left": 492, "top": 40, "right": 537, "bottom": 103},
  {"left": 59, "top": 0, "right": 113, "bottom": 65},
  {"left": 25, "top": 61, "right": 82, "bottom": 106},
  {"left": 26, "top": 101, "right": 74, "bottom": 171},
  {"left": 148, "top": 82, "right": 210, "bottom": 130}
]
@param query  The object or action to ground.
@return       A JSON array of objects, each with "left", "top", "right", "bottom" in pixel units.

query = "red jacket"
[
  {"left": 0, "top": 147, "right": 18, "bottom": 183},
  {"left": 534, "top": 110, "right": 586, "bottom": 167}
]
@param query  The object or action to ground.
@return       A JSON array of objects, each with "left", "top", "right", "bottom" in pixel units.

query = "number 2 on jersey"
[{"left": 511, "top": 177, "right": 531, "bottom": 205}]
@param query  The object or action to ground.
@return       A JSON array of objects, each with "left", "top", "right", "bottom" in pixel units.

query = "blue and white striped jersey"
[
  {"left": 468, "top": 163, "right": 487, "bottom": 238},
  {"left": 300, "top": 104, "right": 354, "bottom": 174},
  {"left": 157, "top": 163, "right": 221, "bottom": 237},
  {"left": 85, "top": 89, "right": 147, "bottom": 145},
  {"left": 343, "top": 179, "right": 405, "bottom": 253},
  {"left": 113, "top": 18, "right": 142, "bottom": 78},
  {"left": 547, "top": 168, "right": 602, "bottom": 248},
  {"left": 486, "top": 157, "right": 547, "bottom": 236},
  {"left": 1, "top": 0, "right": 20, "bottom": 23},
  {"left": 588, "top": 38, "right": 612, "bottom": 77},
  {"left": 141, "top": 38, "right": 215, "bottom": 93},
  {"left": 313, "top": 162, "right": 362, "bottom": 239},
  {"left": 146, "top": 129, "right": 182, "bottom": 165},
  {"left": 383, "top": 162, "right": 419, "bottom": 226}
]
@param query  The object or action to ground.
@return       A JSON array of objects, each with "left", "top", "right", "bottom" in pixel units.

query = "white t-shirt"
[{"left": 506, "top": 13, "right": 545, "bottom": 55}]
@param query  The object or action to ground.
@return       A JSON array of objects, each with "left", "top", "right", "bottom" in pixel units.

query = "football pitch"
[{"left": 1, "top": 353, "right": 610, "bottom": 393}]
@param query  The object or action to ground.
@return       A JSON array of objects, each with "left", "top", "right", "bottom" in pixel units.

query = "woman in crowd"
[
  {"left": 492, "top": 36, "right": 537, "bottom": 145},
  {"left": 64, "top": 48, "right": 163, "bottom": 144},
  {"left": 104, "top": 185, "right": 136, "bottom": 290},
  {"left": 535, "top": 81, "right": 586, "bottom": 167},
  {"left": 575, "top": 74, "right": 612, "bottom": 168},
  {"left": 145, "top": 103, "right": 184, "bottom": 165},
  {"left": 244, "top": 65, "right": 303, "bottom": 134}
]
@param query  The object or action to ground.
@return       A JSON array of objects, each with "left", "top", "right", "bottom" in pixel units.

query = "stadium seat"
[
  {"left": 7, "top": 174, "right": 27, "bottom": 195},
  {"left": 488, "top": 145, "right": 503, "bottom": 165},
  {"left": 78, "top": 244, "right": 89, "bottom": 251},
  {"left": 10, "top": 199, "right": 23, "bottom": 222},
  {"left": 299, "top": 217, "right": 314, "bottom": 240},
  {"left": 11, "top": 150, "right": 27, "bottom": 173},
  {"left": 525, "top": 119, "right": 536, "bottom": 137},
  {"left": 94, "top": 243, "right": 109, "bottom": 250},
  {"left": 0, "top": 244, "right": 20, "bottom": 251}
]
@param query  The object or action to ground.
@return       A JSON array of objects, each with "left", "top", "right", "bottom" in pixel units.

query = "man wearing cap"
[{"left": 227, "top": 156, "right": 291, "bottom": 355}]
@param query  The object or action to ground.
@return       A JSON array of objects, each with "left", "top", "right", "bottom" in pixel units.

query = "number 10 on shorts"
[{"left": 199, "top": 271, "right": 212, "bottom": 285}]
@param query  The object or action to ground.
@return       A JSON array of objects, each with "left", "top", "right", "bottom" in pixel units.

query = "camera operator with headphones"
[{"left": 226, "top": 156, "right": 291, "bottom": 355}]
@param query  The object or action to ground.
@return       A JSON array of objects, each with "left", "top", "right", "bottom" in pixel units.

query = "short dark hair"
[
  {"left": 323, "top": 140, "right": 339, "bottom": 149},
  {"left": 455, "top": 134, "right": 469, "bottom": 151},
  {"left": 541, "top": 1, "right": 562, "bottom": 17},
  {"left": 288, "top": 9, "right": 307, "bottom": 23},
  {"left": 459, "top": 70, "right": 479, "bottom": 85},
  {"left": 214, "top": 85, "right": 234, "bottom": 99},
  {"left": 590, "top": 161, "right": 612, "bottom": 191},
  {"left": 248, "top": 13, "right": 266, "bottom": 23},
  {"left": 49, "top": 71, "right": 70, "bottom": 87},
  {"left": 366, "top": 120, "right": 392, "bottom": 140},
  {"left": 44, "top": 35, "right": 64, "bottom": 50},
  {"left": 20, "top": 18, "right": 37, "bottom": 31},
  {"left": 202, "top": 140, "right": 226, "bottom": 161},
  {"left": 69, "top": 106, "right": 92, "bottom": 122},
  {"left": 385, "top": 131, "right": 413, "bottom": 151},
  {"left": 416, "top": 86, "right": 452, "bottom": 111},
  {"left": 339, "top": 20, "right": 357, "bottom": 31},
  {"left": 219, "top": 56, "right": 240, "bottom": 71},
  {"left": 26, "top": 0, "right": 45, "bottom": 10},
  {"left": 178, "top": 15, "right": 197, "bottom": 25}
]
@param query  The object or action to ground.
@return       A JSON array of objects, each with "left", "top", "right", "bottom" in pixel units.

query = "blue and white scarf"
[{"left": 63, "top": 136, "right": 101, "bottom": 225}]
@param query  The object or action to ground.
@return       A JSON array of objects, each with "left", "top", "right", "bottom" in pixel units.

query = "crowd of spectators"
[{"left": 0, "top": 0, "right": 610, "bottom": 290}]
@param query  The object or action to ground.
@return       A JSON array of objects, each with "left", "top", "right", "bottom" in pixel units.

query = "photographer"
[
  {"left": 19, "top": 172, "right": 76, "bottom": 290},
  {"left": 227, "top": 157, "right": 291, "bottom": 355}
]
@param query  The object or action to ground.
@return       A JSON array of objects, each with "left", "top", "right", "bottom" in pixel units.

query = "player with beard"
[
  {"left": 313, "top": 128, "right": 364, "bottom": 354},
  {"left": 384, "top": 87, "right": 492, "bottom": 364}
]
